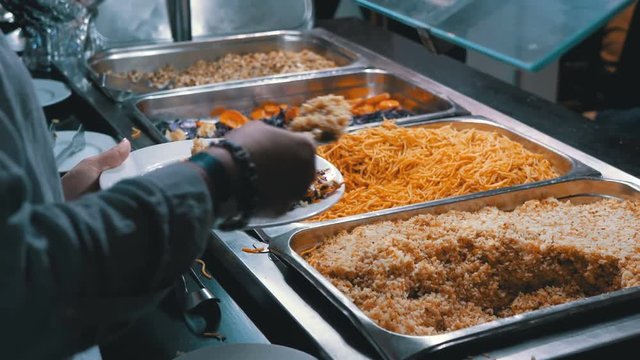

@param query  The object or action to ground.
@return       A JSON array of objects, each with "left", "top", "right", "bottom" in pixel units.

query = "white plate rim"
[
  {"left": 33, "top": 78, "right": 72, "bottom": 107},
  {"left": 99, "top": 140, "right": 344, "bottom": 228},
  {"left": 54, "top": 130, "right": 117, "bottom": 173}
]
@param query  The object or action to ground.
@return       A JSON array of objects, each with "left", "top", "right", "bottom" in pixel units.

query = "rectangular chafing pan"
[
  {"left": 86, "top": 30, "right": 362, "bottom": 101},
  {"left": 291, "top": 116, "right": 594, "bottom": 224},
  {"left": 131, "top": 68, "right": 466, "bottom": 142},
  {"left": 269, "top": 177, "right": 640, "bottom": 360}
]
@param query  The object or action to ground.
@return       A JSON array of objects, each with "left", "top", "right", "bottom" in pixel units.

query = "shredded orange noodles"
[
  {"left": 312, "top": 121, "right": 558, "bottom": 221},
  {"left": 241, "top": 245, "right": 269, "bottom": 254},
  {"left": 195, "top": 259, "right": 212, "bottom": 279}
]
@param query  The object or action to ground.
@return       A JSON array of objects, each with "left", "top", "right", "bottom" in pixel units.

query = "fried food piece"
[
  {"left": 288, "top": 94, "right": 351, "bottom": 141},
  {"left": 191, "top": 138, "right": 208, "bottom": 155},
  {"left": 219, "top": 110, "right": 249, "bottom": 129},
  {"left": 196, "top": 122, "right": 217, "bottom": 138}
]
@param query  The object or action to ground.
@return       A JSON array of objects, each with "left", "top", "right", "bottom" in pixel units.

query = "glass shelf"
[{"left": 355, "top": 0, "right": 635, "bottom": 71}]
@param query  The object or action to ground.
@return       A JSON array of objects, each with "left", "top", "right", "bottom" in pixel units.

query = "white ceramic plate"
[
  {"left": 99, "top": 140, "right": 344, "bottom": 228},
  {"left": 174, "top": 343, "right": 316, "bottom": 360},
  {"left": 32, "top": 78, "right": 72, "bottom": 107},
  {"left": 54, "top": 131, "right": 118, "bottom": 173}
]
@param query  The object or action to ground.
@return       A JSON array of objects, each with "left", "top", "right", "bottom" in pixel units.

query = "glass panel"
[
  {"left": 355, "top": 0, "right": 635, "bottom": 71},
  {"left": 93, "top": 0, "right": 313, "bottom": 48}
]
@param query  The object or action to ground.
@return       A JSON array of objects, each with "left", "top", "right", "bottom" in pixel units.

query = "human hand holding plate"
[
  {"left": 99, "top": 139, "right": 344, "bottom": 228},
  {"left": 54, "top": 130, "right": 118, "bottom": 173}
]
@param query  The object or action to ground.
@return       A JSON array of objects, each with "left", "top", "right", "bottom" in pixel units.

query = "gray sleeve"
[{"left": 0, "top": 150, "right": 214, "bottom": 358}]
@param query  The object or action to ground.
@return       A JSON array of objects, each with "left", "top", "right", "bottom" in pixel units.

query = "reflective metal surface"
[
  {"left": 205, "top": 30, "right": 640, "bottom": 360},
  {"left": 92, "top": 0, "right": 313, "bottom": 48},
  {"left": 166, "top": 0, "right": 191, "bottom": 42},
  {"left": 86, "top": 30, "right": 362, "bottom": 101},
  {"left": 131, "top": 69, "right": 465, "bottom": 142},
  {"left": 269, "top": 178, "right": 640, "bottom": 360},
  {"left": 58, "top": 25, "right": 640, "bottom": 359}
]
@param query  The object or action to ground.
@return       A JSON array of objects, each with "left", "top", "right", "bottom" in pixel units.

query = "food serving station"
[{"left": 43, "top": 10, "right": 640, "bottom": 360}]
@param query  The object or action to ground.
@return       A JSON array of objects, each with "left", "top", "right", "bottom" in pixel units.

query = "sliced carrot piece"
[
  {"left": 376, "top": 99, "right": 400, "bottom": 111},
  {"left": 351, "top": 104, "right": 375, "bottom": 116},
  {"left": 219, "top": 109, "right": 249, "bottom": 128},
  {"left": 251, "top": 108, "right": 267, "bottom": 120},
  {"left": 209, "top": 106, "right": 226, "bottom": 117},
  {"left": 242, "top": 246, "right": 269, "bottom": 254},
  {"left": 130, "top": 127, "right": 142, "bottom": 140},
  {"left": 347, "top": 97, "right": 365, "bottom": 108},
  {"left": 285, "top": 106, "right": 299, "bottom": 122},
  {"left": 263, "top": 104, "right": 281, "bottom": 115},
  {"left": 259, "top": 101, "right": 279, "bottom": 108},
  {"left": 364, "top": 92, "right": 390, "bottom": 105}
]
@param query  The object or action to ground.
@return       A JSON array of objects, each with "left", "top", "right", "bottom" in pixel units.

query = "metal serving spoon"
[{"left": 184, "top": 267, "right": 219, "bottom": 310}]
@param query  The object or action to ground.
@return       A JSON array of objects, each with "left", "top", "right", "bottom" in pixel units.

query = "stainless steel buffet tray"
[
  {"left": 269, "top": 177, "right": 640, "bottom": 360},
  {"left": 86, "top": 30, "right": 363, "bottom": 101},
  {"left": 131, "top": 68, "right": 466, "bottom": 142},
  {"left": 297, "top": 115, "right": 595, "bottom": 224}
]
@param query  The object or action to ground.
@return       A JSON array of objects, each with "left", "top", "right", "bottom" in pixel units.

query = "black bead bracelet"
[{"left": 209, "top": 139, "right": 259, "bottom": 230}]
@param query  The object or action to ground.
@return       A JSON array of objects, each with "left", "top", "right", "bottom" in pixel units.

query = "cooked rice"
[
  {"left": 288, "top": 94, "right": 351, "bottom": 141},
  {"left": 303, "top": 198, "right": 640, "bottom": 336},
  {"left": 115, "top": 50, "right": 337, "bottom": 89}
]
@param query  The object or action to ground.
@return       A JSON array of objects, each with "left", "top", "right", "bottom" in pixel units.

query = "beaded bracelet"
[{"left": 209, "top": 139, "right": 259, "bottom": 230}]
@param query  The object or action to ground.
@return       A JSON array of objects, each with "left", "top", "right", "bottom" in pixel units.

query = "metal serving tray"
[
  {"left": 290, "top": 116, "right": 594, "bottom": 224},
  {"left": 86, "top": 30, "right": 362, "bottom": 101},
  {"left": 269, "top": 177, "right": 640, "bottom": 360},
  {"left": 131, "top": 68, "right": 466, "bottom": 143}
]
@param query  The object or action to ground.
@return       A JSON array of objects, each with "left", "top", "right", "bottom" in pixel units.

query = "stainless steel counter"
[
  {"left": 203, "top": 29, "right": 640, "bottom": 360},
  {"left": 53, "top": 20, "right": 640, "bottom": 360}
]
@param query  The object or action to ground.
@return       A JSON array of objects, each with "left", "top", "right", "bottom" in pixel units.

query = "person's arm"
[
  {"left": 0, "top": 147, "right": 214, "bottom": 358},
  {"left": 0, "top": 120, "right": 314, "bottom": 359},
  {"left": 60, "top": 137, "right": 132, "bottom": 201}
]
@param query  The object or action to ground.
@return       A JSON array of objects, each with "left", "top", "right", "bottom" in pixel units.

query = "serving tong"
[
  {"left": 55, "top": 124, "right": 85, "bottom": 167},
  {"left": 182, "top": 267, "right": 219, "bottom": 310},
  {"left": 178, "top": 265, "right": 221, "bottom": 336}
]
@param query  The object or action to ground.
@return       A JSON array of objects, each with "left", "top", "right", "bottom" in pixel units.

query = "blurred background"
[
  {"left": 314, "top": 0, "right": 640, "bottom": 120},
  {"left": 2, "top": 0, "right": 638, "bottom": 119}
]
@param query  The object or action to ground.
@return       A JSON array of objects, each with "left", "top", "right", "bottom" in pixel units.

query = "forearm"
[
  {"left": 62, "top": 163, "right": 214, "bottom": 296},
  {"left": 0, "top": 156, "right": 213, "bottom": 358}
]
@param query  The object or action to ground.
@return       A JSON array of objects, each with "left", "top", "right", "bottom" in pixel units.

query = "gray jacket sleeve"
[{"left": 0, "top": 147, "right": 214, "bottom": 358}]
